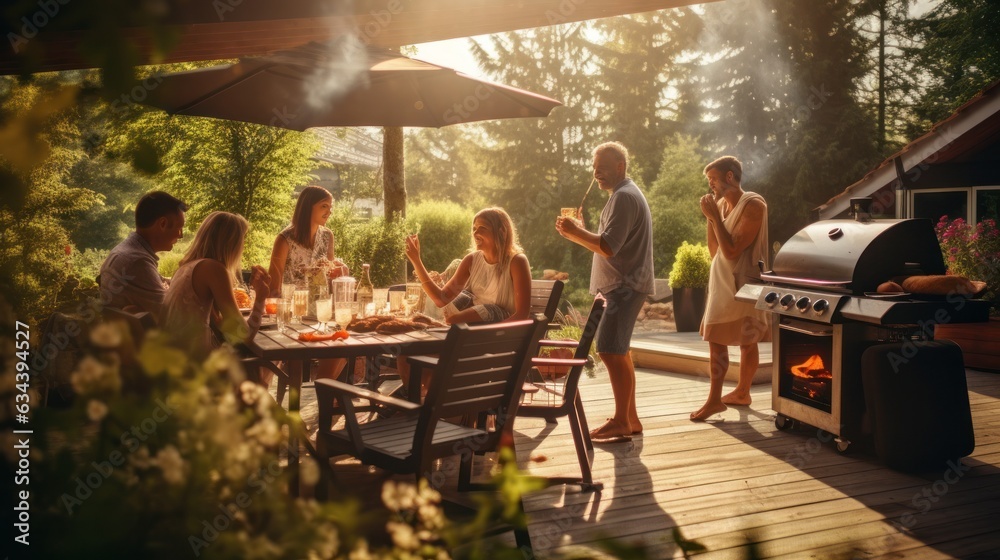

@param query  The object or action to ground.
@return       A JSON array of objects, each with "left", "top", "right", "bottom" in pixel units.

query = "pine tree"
[
  {"left": 905, "top": 0, "right": 1000, "bottom": 136},
  {"left": 586, "top": 9, "right": 700, "bottom": 187},
  {"left": 469, "top": 24, "right": 599, "bottom": 291}
]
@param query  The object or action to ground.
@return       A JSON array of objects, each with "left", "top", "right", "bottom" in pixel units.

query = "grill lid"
[{"left": 771, "top": 218, "right": 945, "bottom": 294}]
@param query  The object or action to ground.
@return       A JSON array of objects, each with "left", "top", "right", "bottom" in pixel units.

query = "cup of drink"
[
  {"left": 373, "top": 288, "right": 389, "bottom": 315},
  {"left": 292, "top": 289, "right": 309, "bottom": 323},
  {"left": 315, "top": 298, "right": 333, "bottom": 333},
  {"left": 389, "top": 290, "right": 405, "bottom": 313},
  {"left": 560, "top": 207, "right": 578, "bottom": 219},
  {"left": 264, "top": 297, "right": 280, "bottom": 316},
  {"left": 281, "top": 283, "right": 296, "bottom": 301},
  {"left": 276, "top": 299, "right": 293, "bottom": 334},
  {"left": 334, "top": 301, "right": 355, "bottom": 329}
]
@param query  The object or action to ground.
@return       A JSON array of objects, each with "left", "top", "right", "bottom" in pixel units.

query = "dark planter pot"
[{"left": 673, "top": 287, "right": 707, "bottom": 332}]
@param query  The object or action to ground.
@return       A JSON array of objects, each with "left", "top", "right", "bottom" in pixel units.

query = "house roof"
[
  {"left": 816, "top": 79, "right": 1000, "bottom": 219},
  {"left": 1, "top": 0, "right": 712, "bottom": 75}
]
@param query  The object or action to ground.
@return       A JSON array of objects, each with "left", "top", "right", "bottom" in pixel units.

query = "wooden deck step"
[{"left": 630, "top": 331, "right": 772, "bottom": 384}]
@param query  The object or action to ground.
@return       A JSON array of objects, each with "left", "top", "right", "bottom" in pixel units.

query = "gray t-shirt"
[
  {"left": 590, "top": 178, "right": 655, "bottom": 295},
  {"left": 99, "top": 232, "right": 166, "bottom": 317}
]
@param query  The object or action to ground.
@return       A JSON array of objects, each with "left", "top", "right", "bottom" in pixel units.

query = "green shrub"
[
  {"left": 328, "top": 205, "right": 408, "bottom": 286},
  {"left": 668, "top": 241, "right": 711, "bottom": 289},
  {"left": 406, "top": 200, "right": 475, "bottom": 272},
  {"left": 71, "top": 248, "right": 109, "bottom": 284}
]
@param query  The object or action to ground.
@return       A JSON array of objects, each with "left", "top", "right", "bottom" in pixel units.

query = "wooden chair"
[
  {"left": 314, "top": 315, "right": 549, "bottom": 548},
  {"left": 518, "top": 298, "right": 605, "bottom": 492},
  {"left": 397, "top": 280, "right": 564, "bottom": 398},
  {"left": 529, "top": 279, "right": 564, "bottom": 327}
]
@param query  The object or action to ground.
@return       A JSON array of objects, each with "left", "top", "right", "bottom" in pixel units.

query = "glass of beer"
[
  {"left": 276, "top": 299, "right": 292, "bottom": 334},
  {"left": 292, "top": 289, "right": 309, "bottom": 323}
]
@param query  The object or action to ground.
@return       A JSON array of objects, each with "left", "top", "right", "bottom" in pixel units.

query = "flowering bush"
[
  {"left": 4, "top": 317, "right": 546, "bottom": 559},
  {"left": 935, "top": 216, "right": 1000, "bottom": 313}
]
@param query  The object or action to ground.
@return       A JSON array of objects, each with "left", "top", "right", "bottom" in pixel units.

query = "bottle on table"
[{"left": 355, "top": 263, "right": 374, "bottom": 317}]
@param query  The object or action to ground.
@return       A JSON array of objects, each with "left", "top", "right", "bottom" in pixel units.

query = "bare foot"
[
  {"left": 590, "top": 418, "right": 632, "bottom": 439},
  {"left": 721, "top": 392, "right": 752, "bottom": 406},
  {"left": 629, "top": 421, "right": 643, "bottom": 435},
  {"left": 690, "top": 401, "right": 728, "bottom": 422}
]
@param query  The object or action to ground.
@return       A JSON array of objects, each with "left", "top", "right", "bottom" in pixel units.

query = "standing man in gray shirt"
[
  {"left": 556, "top": 142, "right": 654, "bottom": 441},
  {"left": 99, "top": 191, "right": 187, "bottom": 319}
]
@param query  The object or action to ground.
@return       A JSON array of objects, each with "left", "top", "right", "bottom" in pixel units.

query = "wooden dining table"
[{"left": 247, "top": 321, "right": 448, "bottom": 493}]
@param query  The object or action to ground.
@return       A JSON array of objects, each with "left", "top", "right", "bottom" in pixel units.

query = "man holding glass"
[{"left": 555, "top": 142, "right": 654, "bottom": 441}]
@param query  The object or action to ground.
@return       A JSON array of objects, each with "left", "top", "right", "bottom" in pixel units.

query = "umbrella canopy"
[{"left": 141, "top": 42, "right": 561, "bottom": 130}]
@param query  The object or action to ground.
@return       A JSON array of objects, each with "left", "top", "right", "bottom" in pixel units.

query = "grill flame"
[{"left": 790, "top": 354, "right": 832, "bottom": 379}]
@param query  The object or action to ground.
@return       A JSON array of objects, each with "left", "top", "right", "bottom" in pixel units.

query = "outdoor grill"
[{"left": 736, "top": 202, "right": 990, "bottom": 452}]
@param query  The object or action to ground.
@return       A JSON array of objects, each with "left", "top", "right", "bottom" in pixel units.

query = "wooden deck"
[
  {"left": 515, "top": 366, "right": 1000, "bottom": 559},
  {"left": 298, "top": 363, "right": 1000, "bottom": 558}
]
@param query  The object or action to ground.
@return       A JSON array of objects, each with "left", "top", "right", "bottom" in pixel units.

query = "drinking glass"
[
  {"left": 373, "top": 288, "right": 389, "bottom": 315},
  {"left": 560, "top": 207, "right": 578, "bottom": 219},
  {"left": 292, "top": 289, "right": 309, "bottom": 323},
  {"left": 315, "top": 298, "right": 333, "bottom": 333},
  {"left": 334, "top": 301, "right": 355, "bottom": 329},
  {"left": 281, "top": 283, "right": 296, "bottom": 302},
  {"left": 264, "top": 297, "right": 280, "bottom": 317},
  {"left": 389, "top": 290, "right": 405, "bottom": 314},
  {"left": 276, "top": 299, "right": 293, "bottom": 334}
]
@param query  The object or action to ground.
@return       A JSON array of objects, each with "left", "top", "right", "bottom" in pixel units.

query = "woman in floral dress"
[{"left": 267, "top": 186, "right": 348, "bottom": 382}]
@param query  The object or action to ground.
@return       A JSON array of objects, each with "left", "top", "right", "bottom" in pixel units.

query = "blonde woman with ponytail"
[{"left": 162, "top": 211, "right": 271, "bottom": 358}]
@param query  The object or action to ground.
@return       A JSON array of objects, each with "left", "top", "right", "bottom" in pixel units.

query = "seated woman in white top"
[
  {"left": 162, "top": 211, "right": 270, "bottom": 359},
  {"left": 400, "top": 207, "right": 532, "bottom": 394}
]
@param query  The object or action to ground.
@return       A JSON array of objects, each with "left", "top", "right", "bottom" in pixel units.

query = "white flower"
[
  {"left": 387, "top": 521, "right": 420, "bottom": 551},
  {"left": 130, "top": 446, "right": 152, "bottom": 469},
  {"left": 348, "top": 540, "right": 372, "bottom": 560},
  {"left": 382, "top": 480, "right": 419, "bottom": 512},
  {"left": 154, "top": 445, "right": 186, "bottom": 485},
  {"left": 300, "top": 457, "right": 320, "bottom": 486},
  {"left": 245, "top": 418, "right": 281, "bottom": 447},
  {"left": 90, "top": 322, "right": 123, "bottom": 348},
  {"left": 70, "top": 356, "right": 121, "bottom": 395},
  {"left": 308, "top": 522, "right": 339, "bottom": 559},
  {"left": 86, "top": 399, "right": 108, "bottom": 422},
  {"left": 204, "top": 348, "right": 244, "bottom": 384},
  {"left": 240, "top": 380, "right": 260, "bottom": 405}
]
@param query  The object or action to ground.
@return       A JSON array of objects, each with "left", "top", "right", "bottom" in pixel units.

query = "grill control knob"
[
  {"left": 779, "top": 294, "right": 795, "bottom": 309},
  {"left": 764, "top": 292, "right": 779, "bottom": 307},
  {"left": 795, "top": 296, "right": 811, "bottom": 312},
  {"left": 813, "top": 299, "right": 830, "bottom": 316}
]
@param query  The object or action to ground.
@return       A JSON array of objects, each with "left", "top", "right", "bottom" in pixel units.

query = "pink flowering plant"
[{"left": 935, "top": 216, "right": 1000, "bottom": 313}]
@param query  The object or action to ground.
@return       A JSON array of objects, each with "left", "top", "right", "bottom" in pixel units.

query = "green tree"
[
  {"left": 108, "top": 97, "right": 319, "bottom": 268},
  {"left": 691, "top": 0, "right": 880, "bottom": 244},
  {"left": 470, "top": 24, "right": 598, "bottom": 288},
  {"left": 404, "top": 126, "right": 484, "bottom": 206},
  {"left": 648, "top": 135, "right": 709, "bottom": 275},
  {"left": 905, "top": 0, "right": 1000, "bottom": 136},
  {"left": 0, "top": 76, "right": 102, "bottom": 320},
  {"left": 856, "top": 0, "right": 917, "bottom": 151},
  {"left": 587, "top": 10, "right": 701, "bottom": 187}
]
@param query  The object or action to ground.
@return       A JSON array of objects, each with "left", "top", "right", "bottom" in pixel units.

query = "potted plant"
[
  {"left": 932, "top": 216, "right": 1000, "bottom": 371},
  {"left": 669, "top": 241, "right": 711, "bottom": 332}
]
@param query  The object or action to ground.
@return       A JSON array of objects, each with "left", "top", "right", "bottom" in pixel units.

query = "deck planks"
[
  {"left": 297, "top": 360, "right": 1000, "bottom": 558},
  {"left": 513, "top": 367, "right": 1000, "bottom": 559}
]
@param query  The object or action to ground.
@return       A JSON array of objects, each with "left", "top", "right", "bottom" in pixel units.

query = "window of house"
[{"left": 911, "top": 189, "right": 969, "bottom": 223}]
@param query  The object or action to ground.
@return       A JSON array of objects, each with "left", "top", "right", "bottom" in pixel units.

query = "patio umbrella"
[{"left": 140, "top": 42, "right": 561, "bottom": 130}]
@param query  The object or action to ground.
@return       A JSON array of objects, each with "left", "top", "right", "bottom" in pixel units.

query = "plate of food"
[{"left": 234, "top": 288, "right": 254, "bottom": 311}]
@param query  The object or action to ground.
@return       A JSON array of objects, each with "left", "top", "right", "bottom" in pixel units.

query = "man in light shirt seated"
[{"left": 99, "top": 191, "right": 187, "bottom": 319}]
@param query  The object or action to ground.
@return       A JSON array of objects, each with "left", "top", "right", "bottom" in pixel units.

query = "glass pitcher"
[{"left": 332, "top": 276, "right": 356, "bottom": 329}]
